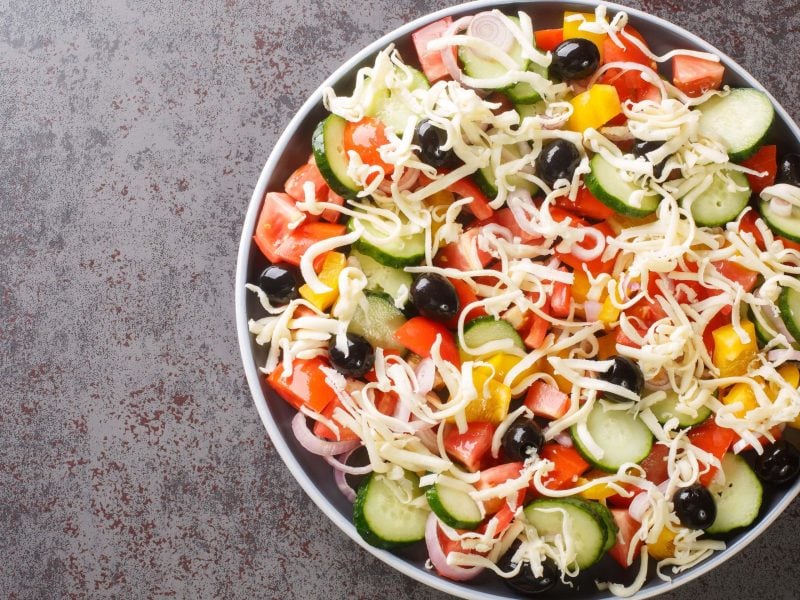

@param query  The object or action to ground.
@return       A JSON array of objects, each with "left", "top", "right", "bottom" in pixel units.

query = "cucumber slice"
[
  {"left": 582, "top": 500, "right": 618, "bottom": 554},
  {"left": 758, "top": 197, "right": 800, "bottom": 243},
  {"left": 682, "top": 170, "right": 750, "bottom": 227},
  {"left": 426, "top": 483, "right": 483, "bottom": 530},
  {"left": 748, "top": 304, "right": 798, "bottom": 350},
  {"left": 698, "top": 88, "right": 775, "bottom": 161},
  {"left": 570, "top": 403, "right": 653, "bottom": 472},
  {"left": 474, "top": 143, "right": 538, "bottom": 199},
  {"left": 707, "top": 453, "right": 763, "bottom": 535},
  {"left": 459, "top": 17, "right": 528, "bottom": 90},
  {"left": 777, "top": 284, "right": 800, "bottom": 342},
  {"left": 312, "top": 115, "right": 361, "bottom": 200},
  {"left": 515, "top": 102, "right": 544, "bottom": 120},
  {"left": 351, "top": 249, "right": 413, "bottom": 304},
  {"left": 505, "top": 62, "right": 549, "bottom": 105},
  {"left": 349, "top": 291, "right": 407, "bottom": 352},
  {"left": 650, "top": 390, "right": 712, "bottom": 427},
  {"left": 365, "top": 67, "right": 430, "bottom": 133},
  {"left": 585, "top": 154, "right": 661, "bottom": 217},
  {"left": 353, "top": 471, "right": 430, "bottom": 549},
  {"left": 348, "top": 216, "right": 425, "bottom": 268},
  {"left": 524, "top": 498, "right": 608, "bottom": 568},
  {"left": 462, "top": 315, "right": 525, "bottom": 355}
]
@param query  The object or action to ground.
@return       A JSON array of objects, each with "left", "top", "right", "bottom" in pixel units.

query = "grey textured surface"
[{"left": 1, "top": 0, "right": 799, "bottom": 598}]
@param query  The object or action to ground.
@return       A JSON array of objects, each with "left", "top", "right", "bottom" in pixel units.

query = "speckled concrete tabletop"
[{"left": 2, "top": 0, "right": 800, "bottom": 598}]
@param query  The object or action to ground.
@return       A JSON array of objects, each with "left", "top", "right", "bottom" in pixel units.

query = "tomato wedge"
[
  {"left": 267, "top": 357, "right": 336, "bottom": 413},
  {"left": 608, "top": 509, "right": 643, "bottom": 567},
  {"left": 443, "top": 422, "right": 495, "bottom": 472},
  {"left": 537, "top": 444, "right": 589, "bottom": 490},
  {"left": 412, "top": 17, "right": 454, "bottom": 83},
  {"left": 524, "top": 381, "right": 570, "bottom": 420},
  {"left": 740, "top": 145, "right": 777, "bottom": 194},
  {"left": 284, "top": 160, "right": 328, "bottom": 203},
  {"left": 534, "top": 28, "right": 563, "bottom": 52},
  {"left": 687, "top": 421, "right": 737, "bottom": 485},
  {"left": 253, "top": 192, "right": 305, "bottom": 264},
  {"left": 272, "top": 221, "right": 347, "bottom": 266},
  {"left": 447, "top": 178, "right": 494, "bottom": 220},
  {"left": 394, "top": 316, "right": 461, "bottom": 366},
  {"left": 477, "top": 462, "right": 524, "bottom": 514},
  {"left": 672, "top": 55, "right": 725, "bottom": 98},
  {"left": 313, "top": 396, "right": 359, "bottom": 442}
]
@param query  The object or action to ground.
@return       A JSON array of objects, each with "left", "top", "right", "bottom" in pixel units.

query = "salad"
[{"left": 246, "top": 4, "right": 800, "bottom": 597}]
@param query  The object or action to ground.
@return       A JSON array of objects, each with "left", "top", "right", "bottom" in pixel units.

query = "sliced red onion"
[
  {"left": 467, "top": 12, "right": 514, "bottom": 54},
  {"left": 584, "top": 300, "right": 602, "bottom": 322},
  {"left": 324, "top": 449, "right": 373, "bottom": 475},
  {"left": 416, "top": 427, "right": 439, "bottom": 453},
  {"left": 768, "top": 349, "right": 800, "bottom": 363},
  {"left": 291, "top": 412, "right": 360, "bottom": 456},
  {"left": 770, "top": 197, "right": 793, "bottom": 217},
  {"left": 425, "top": 512, "right": 484, "bottom": 581},
  {"left": 570, "top": 227, "right": 606, "bottom": 262},
  {"left": 441, "top": 16, "right": 473, "bottom": 84},
  {"left": 334, "top": 467, "right": 357, "bottom": 502},
  {"left": 553, "top": 431, "right": 574, "bottom": 448},
  {"left": 628, "top": 491, "right": 649, "bottom": 523},
  {"left": 379, "top": 168, "right": 420, "bottom": 194},
  {"left": 415, "top": 357, "right": 436, "bottom": 395},
  {"left": 393, "top": 398, "right": 412, "bottom": 423}
]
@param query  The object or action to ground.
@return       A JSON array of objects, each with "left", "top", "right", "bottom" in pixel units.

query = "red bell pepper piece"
[
  {"left": 443, "top": 422, "right": 495, "bottom": 472},
  {"left": 313, "top": 396, "right": 360, "bottom": 442},
  {"left": 537, "top": 444, "right": 590, "bottom": 490},
  {"left": 687, "top": 421, "right": 737, "bottom": 485},
  {"left": 702, "top": 310, "right": 732, "bottom": 356},
  {"left": 447, "top": 177, "right": 494, "bottom": 220},
  {"left": 534, "top": 28, "right": 563, "bottom": 52},
  {"left": 524, "top": 312, "right": 550, "bottom": 350},
  {"left": 284, "top": 160, "right": 328, "bottom": 203},
  {"left": 554, "top": 185, "right": 614, "bottom": 221},
  {"left": 412, "top": 17, "right": 454, "bottom": 84},
  {"left": 608, "top": 509, "right": 643, "bottom": 568},
  {"left": 267, "top": 357, "right": 336, "bottom": 413},
  {"left": 271, "top": 221, "right": 347, "bottom": 267},
  {"left": 435, "top": 227, "right": 493, "bottom": 271},
  {"left": 740, "top": 145, "right": 777, "bottom": 194},
  {"left": 602, "top": 26, "right": 654, "bottom": 67},
  {"left": 550, "top": 274, "right": 572, "bottom": 319},
  {"left": 524, "top": 381, "right": 571, "bottom": 421},
  {"left": 394, "top": 316, "right": 461, "bottom": 367}
]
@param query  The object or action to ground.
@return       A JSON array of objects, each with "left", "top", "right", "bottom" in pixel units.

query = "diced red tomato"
[
  {"left": 323, "top": 189, "right": 345, "bottom": 223},
  {"left": 550, "top": 274, "right": 572, "bottom": 319},
  {"left": 477, "top": 462, "right": 524, "bottom": 514},
  {"left": 711, "top": 260, "right": 758, "bottom": 293},
  {"left": 687, "top": 421, "right": 737, "bottom": 485},
  {"left": 738, "top": 209, "right": 800, "bottom": 252},
  {"left": 537, "top": 444, "right": 589, "bottom": 490},
  {"left": 446, "top": 278, "right": 486, "bottom": 329},
  {"left": 267, "top": 357, "right": 336, "bottom": 413},
  {"left": 672, "top": 55, "right": 725, "bottom": 98},
  {"left": 253, "top": 192, "right": 305, "bottom": 263},
  {"left": 550, "top": 206, "right": 588, "bottom": 227},
  {"left": 313, "top": 396, "right": 360, "bottom": 442},
  {"left": 412, "top": 17, "right": 454, "bottom": 84},
  {"left": 525, "top": 381, "right": 571, "bottom": 420},
  {"left": 271, "top": 221, "right": 347, "bottom": 266},
  {"left": 602, "top": 26, "right": 654, "bottom": 67},
  {"left": 479, "top": 497, "right": 522, "bottom": 536},
  {"left": 555, "top": 223, "right": 616, "bottom": 277},
  {"left": 435, "top": 227, "right": 493, "bottom": 271},
  {"left": 608, "top": 509, "right": 643, "bottom": 568},
  {"left": 395, "top": 316, "right": 461, "bottom": 367},
  {"left": 284, "top": 160, "right": 328, "bottom": 203},
  {"left": 702, "top": 310, "right": 732, "bottom": 356},
  {"left": 740, "top": 145, "right": 777, "bottom": 194},
  {"left": 598, "top": 68, "right": 660, "bottom": 107},
  {"left": 640, "top": 443, "right": 670, "bottom": 484},
  {"left": 534, "top": 28, "right": 563, "bottom": 52},
  {"left": 446, "top": 178, "right": 494, "bottom": 220},
  {"left": 374, "top": 390, "right": 398, "bottom": 416},
  {"left": 443, "top": 422, "right": 495, "bottom": 472},
  {"left": 343, "top": 117, "right": 393, "bottom": 175},
  {"left": 482, "top": 207, "right": 541, "bottom": 243},
  {"left": 554, "top": 185, "right": 614, "bottom": 221},
  {"left": 524, "top": 311, "right": 550, "bottom": 350}
]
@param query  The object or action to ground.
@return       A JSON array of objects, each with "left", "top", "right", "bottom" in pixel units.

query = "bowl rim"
[{"left": 235, "top": 1, "right": 800, "bottom": 598}]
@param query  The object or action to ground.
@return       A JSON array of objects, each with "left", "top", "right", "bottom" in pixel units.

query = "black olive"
[
  {"left": 550, "top": 38, "right": 601, "bottom": 80},
  {"left": 498, "top": 546, "right": 558, "bottom": 596},
  {"left": 755, "top": 440, "right": 800, "bottom": 485},
  {"left": 632, "top": 139, "right": 667, "bottom": 179},
  {"left": 413, "top": 120, "right": 460, "bottom": 169},
  {"left": 673, "top": 484, "right": 717, "bottom": 530},
  {"left": 328, "top": 333, "right": 375, "bottom": 378},
  {"left": 502, "top": 418, "right": 545, "bottom": 461},
  {"left": 410, "top": 273, "right": 459, "bottom": 322},
  {"left": 535, "top": 139, "right": 581, "bottom": 188},
  {"left": 598, "top": 355, "right": 644, "bottom": 402},
  {"left": 258, "top": 263, "right": 301, "bottom": 305},
  {"left": 777, "top": 153, "right": 800, "bottom": 186}
]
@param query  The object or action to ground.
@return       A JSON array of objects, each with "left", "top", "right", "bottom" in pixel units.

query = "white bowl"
[{"left": 236, "top": 2, "right": 800, "bottom": 598}]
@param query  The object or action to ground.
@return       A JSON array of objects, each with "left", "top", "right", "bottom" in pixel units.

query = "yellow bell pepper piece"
[
  {"left": 770, "top": 364, "right": 800, "bottom": 429},
  {"left": 566, "top": 84, "right": 622, "bottom": 132},
  {"left": 485, "top": 352, "right": 536, "bottom": 390},
  {"left": 542, "top": 351, "right": 572, "bottom": 393},
  {"left": 563, "top": 11, "right": 607, "bottom": 59},
  {"left": 722, "top": 382, "right": 758, "bottom": 418},
  {"left": 299, "top": 252, "right": 346, "bottom": 311},
  {"left": 648, "top": 527, "right": 678, "bottom": 561},
  {"left": 572, "top": 270, "right": 591, "bottom": 304},
  {"left": 464, "top": 365, "right": 512, "bottom": 424},
  {"left": 576, "top": 477, "right": 617, "bottom": 501},
  {"left": 712, "top": 321, "right": 757, "bottom": 378},
  {"left": 598, "top": 295, "right": 621, "bottom": 325},
  {"left": 425, "top": 189, "right": 455, "bottom": 207}
]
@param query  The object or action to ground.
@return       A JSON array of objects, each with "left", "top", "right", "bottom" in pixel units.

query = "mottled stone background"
[{"left": 1, "top": 0, "right": 799, "bottom": 598}]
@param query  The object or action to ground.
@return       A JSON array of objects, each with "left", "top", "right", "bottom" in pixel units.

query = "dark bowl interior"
[{"left": 237, "top": 2, "right": 800, "bottom": 598}]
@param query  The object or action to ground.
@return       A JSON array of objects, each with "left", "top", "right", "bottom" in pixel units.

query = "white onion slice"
[
  {"left": 467, "top": 12, "right": 514, "bottom": 54},
  {"left": 570, "top": 227, "right": 606, "bottom": 261},
  {"left": 291, "top": 412, "right": 360, "bottom": 456},
  {"left": 425, "top": 512, "right": 484, "bottom": 581}
]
